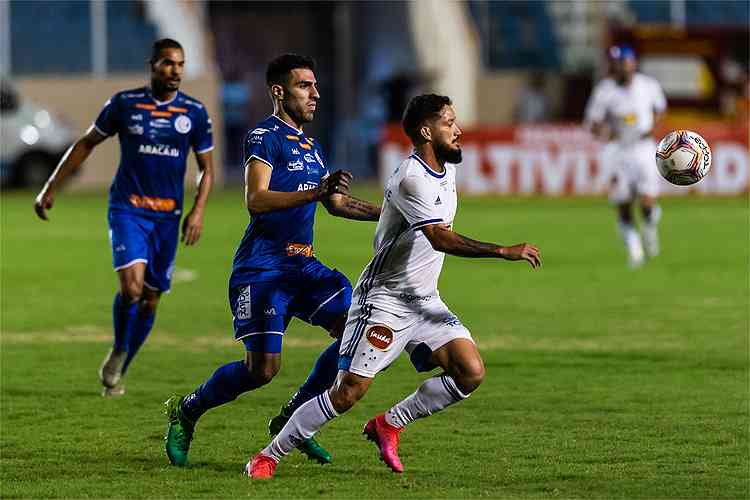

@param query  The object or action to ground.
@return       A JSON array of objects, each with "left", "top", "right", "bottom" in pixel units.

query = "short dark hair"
[
  {"left": 150, "top": 38, "right": 183, "bottom": 64},
  {"left": 402, "top": 94, "right": 452, "bottom": 143},
  {"left": 266, "top": 54, "right": 316, "bottom": 87}
]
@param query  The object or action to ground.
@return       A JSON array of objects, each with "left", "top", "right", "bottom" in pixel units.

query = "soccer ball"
[{"left": 655, "top": 130, "right": 712, "bottom": 186}]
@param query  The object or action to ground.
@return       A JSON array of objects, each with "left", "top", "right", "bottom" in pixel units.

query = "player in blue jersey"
[
  {"left": 34, "top": 39, "right": 215, "bottom": 397},
  {"left": 163, "top": 54, "right": 381, "bottom": 467}
]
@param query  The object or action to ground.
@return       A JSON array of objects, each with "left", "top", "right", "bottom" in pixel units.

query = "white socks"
[
  {"left": 385, "top": 374, "right": 469, "bottom": 429},
  {"left": 262, "top": 391, "right": 339, "bottom": 462},
  {"left": 618, "top": 220, "right": 644, "bottom": 268},
  {"left": 641, "top": 205, "right": 661, "bottom": 258},
  {"left": 261, "top": 375, "right": 471, "bottom": 462}
]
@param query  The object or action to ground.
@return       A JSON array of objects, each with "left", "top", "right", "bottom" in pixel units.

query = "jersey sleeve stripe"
[
  {"left": 411, "top": 218, "right": 443, "bottom": 230},
  {"left": 91, "top": 123, "right": 112, "bottom": 137},
  {"left": 246, "top": 154, "right": 273, "bottom": 169}
]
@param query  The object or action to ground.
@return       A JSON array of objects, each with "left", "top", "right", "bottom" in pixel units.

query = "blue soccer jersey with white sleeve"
[
  {"left": 94, "top": 86, "right": 213, "bottom": 219},
  {"left": 231, "top": 115, "right": 329, "bottom": 276}
]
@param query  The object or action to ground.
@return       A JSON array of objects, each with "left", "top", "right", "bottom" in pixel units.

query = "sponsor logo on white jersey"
[
  {"left": 138, "top": 144, "right": 179, "bottom": 157},
  {"left": 442, "top": 315, "right": 462, "bottom": 327},
  {"left": 366, "top": 325, "right": 394, "bottom": 350},
  {"left": 399, "top": 292, "right": 432, "bottom": 304},
  {"left": 434, "top": 196, "right": 442, "bottom": 205},
  {"left": 174, "top": 115, "right": 192, "bottom": 134}
]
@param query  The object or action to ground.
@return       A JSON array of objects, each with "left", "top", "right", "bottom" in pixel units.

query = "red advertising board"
[{"left": 379, "top": 123, "right": 749, "bottom": 196}]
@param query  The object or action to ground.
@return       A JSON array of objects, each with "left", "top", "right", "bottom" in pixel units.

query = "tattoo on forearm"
[
  {"left": 448, "top": 232, "right": 500, "bottom": 257},
  {"left": 340, "top": 196, "right": 381, "bottom": 221}
]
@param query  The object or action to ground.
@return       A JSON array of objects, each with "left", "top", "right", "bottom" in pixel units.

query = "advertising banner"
[{"left": 379, "top": 123, "right": 748, "bottom": 195}]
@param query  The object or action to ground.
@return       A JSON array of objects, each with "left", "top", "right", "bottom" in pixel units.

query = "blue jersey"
[
  {"left": 94, "top": 86, "right": 213, "bottom": 219},
  {"left": 232, "top": 115, "right": 330, "bottom": 275}
]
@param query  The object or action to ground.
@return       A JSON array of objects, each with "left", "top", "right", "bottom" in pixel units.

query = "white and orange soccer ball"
[{"left": 655, "top": 130, "right": 712, "bottom": 186}]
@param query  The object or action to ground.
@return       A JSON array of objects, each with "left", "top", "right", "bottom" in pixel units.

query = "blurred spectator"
[
  {"left": 221, "top": 71, "right": 251, "bottom": 181},
  {"left": 514, "top": 72, "right": 550, "bottom": 123}
]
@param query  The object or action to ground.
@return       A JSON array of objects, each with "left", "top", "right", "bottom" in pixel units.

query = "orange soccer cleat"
[{"left": 246, "top": 453, "right": 278, "bottom": 479}]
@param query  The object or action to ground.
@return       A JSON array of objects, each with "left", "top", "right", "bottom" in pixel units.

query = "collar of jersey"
[
  {"left": 145, "top": 86, "right": 179, "bottom": 107},
  {"left": 271, "top": 115, "right": 303, "bottom": 136},
  {"left": 411, "top": 153, "right": 446, "bottom": 178}
]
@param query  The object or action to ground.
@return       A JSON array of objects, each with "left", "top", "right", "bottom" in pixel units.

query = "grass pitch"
[{"left": 1, "top": 188, "right": 748, "bottom": 498}]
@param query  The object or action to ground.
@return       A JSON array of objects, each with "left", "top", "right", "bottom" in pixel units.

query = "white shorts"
[
  {"left": 338, "top": 298, "right": 473, "bottom": 378},
  {"left": 608, "top": 139, "right": 662, "bottom": 204}
]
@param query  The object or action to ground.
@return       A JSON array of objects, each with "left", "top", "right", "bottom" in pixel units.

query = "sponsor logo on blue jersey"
[
  {"left": 288, "top": 159, "right": 304, "bottom": 171},
  {"left": 138, "top": 144, "right": 180, "bottom": 157}
]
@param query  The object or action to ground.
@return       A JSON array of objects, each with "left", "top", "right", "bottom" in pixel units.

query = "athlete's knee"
[
  {"left": 329, "top": 372, "right": 369, "bottom": 413},
  {"left": 120, "top": 281, "right": 143, "bottom": 303},
  {"left": 452, "top": 359, "right": 485, "bottom": 394},
  {"left": 245, "top": 359, "right": 280, "bottom": 386},
  {"left": 327, "top": 314, "right": 347, "bottom": 339},
  {"left": 617, "top": 204, "right": 633, "bottom": 224},
  {"left": 139, "top": 291, "right": 161, "bottom": 315}
]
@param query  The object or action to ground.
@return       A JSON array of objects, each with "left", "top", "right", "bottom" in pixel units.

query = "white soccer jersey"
[
  {"left": 352, "top": 153, "right": 457, "bottom": 316},
  {"left": 584, "top": 73, "right": 666, "bottom": 146}
]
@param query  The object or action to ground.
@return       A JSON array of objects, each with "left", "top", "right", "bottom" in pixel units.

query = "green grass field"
[{"left": 1, "top": 188, "right": 748, "bottom": 499}]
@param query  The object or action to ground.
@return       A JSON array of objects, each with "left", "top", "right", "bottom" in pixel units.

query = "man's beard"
[{"left": 435, "top": 141, "right": 462, "bottom": 164}]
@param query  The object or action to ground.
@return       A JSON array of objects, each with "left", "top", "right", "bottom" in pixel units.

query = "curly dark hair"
[{"left": 402, "top": 94, "right": 452, "bottom": 143}]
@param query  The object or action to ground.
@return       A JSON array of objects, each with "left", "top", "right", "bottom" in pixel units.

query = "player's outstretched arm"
[
  {"left": 181, "top": 150, "right": 215, "bottom": 246},
  {"left": 321, "top": 192, "right": 381, "bottom": 221},
  {"left": 34, "top": 128, "right": 107, "bottom": 221},
  {"left": 245, "top": 162, "right": 352, "bottom": 215},
  {"left": 420, "top": 223, "right": 542, "bottom": 268}
]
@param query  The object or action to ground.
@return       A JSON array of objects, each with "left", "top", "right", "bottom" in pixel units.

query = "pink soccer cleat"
[
  {"left": 363, "top": 414, "right": 404, "bottom": 473},
  {"left": 245, "top": 453, "right": 278, "bottom": 479}
]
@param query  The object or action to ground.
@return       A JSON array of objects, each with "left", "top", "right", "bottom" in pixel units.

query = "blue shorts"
[
  {"left": 229, "top": 259, "right": 353, "bottom": 353},
  {"left": 108, "top": 209, "right": 179, "bottom": 292}
]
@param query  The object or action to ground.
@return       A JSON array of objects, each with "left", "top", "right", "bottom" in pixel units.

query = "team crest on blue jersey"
[{"left": 174, "top": 115, "right": 192, "bottom": 134}]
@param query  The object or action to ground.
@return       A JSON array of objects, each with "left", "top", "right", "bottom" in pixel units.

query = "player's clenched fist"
[
  {"left": 500, "top": 243, "right": 542, "bottom": 269},
  {"left": 315, "top": 170, "right": 352, "bottom": 200}
]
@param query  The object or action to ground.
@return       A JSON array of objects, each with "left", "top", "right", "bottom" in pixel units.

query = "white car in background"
[{"left": 1, "top": 81, "right": 74, "bottom": 188}]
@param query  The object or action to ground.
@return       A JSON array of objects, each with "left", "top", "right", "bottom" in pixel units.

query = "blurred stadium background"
[{"left": 1, "top": 0, "right": 747, "bottom": 193}]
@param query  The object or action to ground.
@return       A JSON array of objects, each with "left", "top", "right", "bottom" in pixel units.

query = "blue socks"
[
  {"left": 179, "top": 339, "right": 341, "bottom": 424},
  {"left": 283, "top": 339, "right": 341, "bottom": 415},
  {"left": 113, "top": 292, "right": 158, "bottom": 375},
  {"left": 181, "top": 361, "right": 259, "bottom": 423},
  {"left": 122, "top": 309, "right": 155, "bottom": 375},
  {"left": 112, "top": 293, "right": 138, "bottom": 353}
]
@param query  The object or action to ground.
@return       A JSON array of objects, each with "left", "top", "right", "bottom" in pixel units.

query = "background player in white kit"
[
  {"left": 584, "top": 45, "right": 667, "bottom": 268},
  {"left": 248, "top": 94, "right": 542, "bottom": 478}
]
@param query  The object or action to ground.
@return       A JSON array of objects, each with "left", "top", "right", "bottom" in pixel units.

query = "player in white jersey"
[
  {"left": 584, "top": 45, "right": 667, "bottom": 268},
  {"left": 247, "top": 94, "right": 542, "bottom": 478}
]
